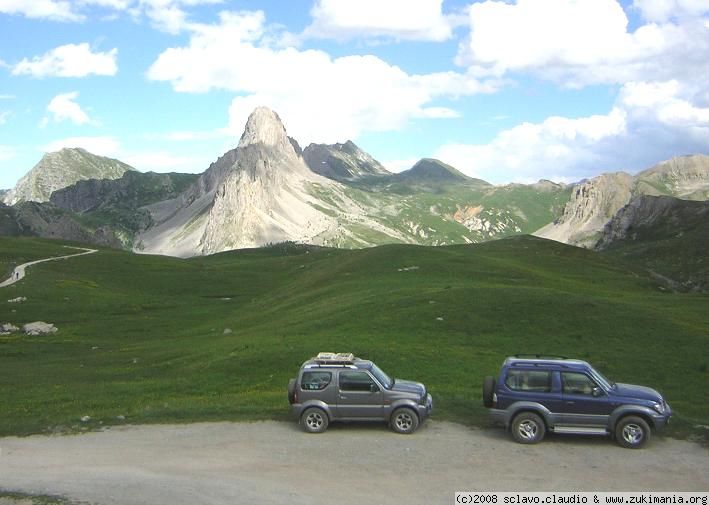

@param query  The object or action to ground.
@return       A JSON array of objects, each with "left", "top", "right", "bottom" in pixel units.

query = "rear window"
[
  {"left": 301, "top": 371, "right": 332, "bottom": 390},
  {"left": 505, "top": 370, "right": 552, "bottom": 392}
]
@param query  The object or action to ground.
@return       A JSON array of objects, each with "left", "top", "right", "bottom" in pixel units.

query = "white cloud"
[
  {"left": 0, "top": 111, "right": 11, "bottom": 124},
  {"left": 12, "top": 43, "right": 118, "bottom": 78},
  {"left": 0, "top": 0, "right": 221, "bottom": 27},
  {"left": 42, "top": 136, "right": 121, "bottom": 156},
  {"left": 42, "top": 92, "right": 94, "bottom": 126},
  {"left": 0, "top": 0, "right": 83, "bottom": 21},
  {"left": 633, "top": 0, "right": 709, "bottom": 22},
  {"left": 129, "top": 0, "right": 224, "bottom": 33},
  {"left": 457, "top": 0, "right": 709, "bottom": 88},
  {"left": 304, "top": 0, "right": 453, "bottom": 41},
  {"left": 148, "top": 10, "right": 497, "bottom": 145},
  {"left": 434, "top": 79, "right": 709, "bottom": 183},
  {"left": 382, "top": 158, "right": 419, "bottom": 173}
]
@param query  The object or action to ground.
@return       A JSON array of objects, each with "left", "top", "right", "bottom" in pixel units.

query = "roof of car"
[{"left": 503, "top": 355, "right": 591, "bottom": 371}]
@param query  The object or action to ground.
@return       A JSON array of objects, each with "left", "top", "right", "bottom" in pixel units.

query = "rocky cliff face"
[
  {"left": 50, "top": 171, "right": 197, "bottom": 214},
  {"left": 3, "top": 148, "right": 135, "bottom": 205},
  {"left": 535, "top": 154, "right": 709, "bottom": 247},
  {"left": 596, "top": 195, "right": 709, "bottom": 249},
  {"left": 303, "top": 140, "right": 390, "bottom": 181},
  {"left": 535, "top": 172, "right": 634, "bottom": 247},
  {"left": 199, "top": 108, "right": 339, "bottom": 253}
]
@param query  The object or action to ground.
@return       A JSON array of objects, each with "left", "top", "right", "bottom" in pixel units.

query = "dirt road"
[
  {"left": 0, "top": 247, "right": 97, "bottom": 288},
  {"left": 0, "top": 421, "right": 707, "bottom": 505}
]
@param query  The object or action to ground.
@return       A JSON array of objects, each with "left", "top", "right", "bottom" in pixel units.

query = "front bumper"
[
  {"left": 651, "top": 402, "right": 672, "bottom": 432},
  {"left": 417, "top": 394, "right": 433, "bottom": 420}
]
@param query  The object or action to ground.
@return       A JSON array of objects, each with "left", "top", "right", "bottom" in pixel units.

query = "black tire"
[
  {"left": 287, "top": 378, "right": 296, "bottom": 404},
  {"left": 510, "top": 412, "right": 546, "bottom": 444},
  {"left": 615, "top": 416, "right": 651, "bottom": 449},
  {"left": 301, "top": 407, "right": 329, "bottom": 433},
  {"left": 482, "top": 376, "right": 496, "bottom": 408},
  {"left": 390, "top": 407, "right": 420, "bottom": 434}
]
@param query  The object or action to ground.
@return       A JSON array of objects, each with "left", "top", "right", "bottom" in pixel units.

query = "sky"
[{"left": 1, "top": 0, "right": 709, "bottom": 189}]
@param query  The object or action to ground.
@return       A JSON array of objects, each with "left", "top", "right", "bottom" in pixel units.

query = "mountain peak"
[
  {"left": 3, "top": 148, "right": 135, "bottom": 205},
  {"left": 238, "top": 107, "right": 291, "bottom": 150}
]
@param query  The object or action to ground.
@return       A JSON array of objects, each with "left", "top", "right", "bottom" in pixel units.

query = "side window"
[
  {"left": 339, "top": 371, "right": 378, "bottom": 392},
  {"left": 301, "top": 371, "right": 332, "bottom": 391},
  {"left": 562, "top": 372, "right": 597, "bottom": 395},
  {"left": 505, "top": 370, "right": 552, "bottom": 392}
]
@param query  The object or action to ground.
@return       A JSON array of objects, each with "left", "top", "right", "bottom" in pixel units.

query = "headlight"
[{"left": 652, "top": 402, "right": 665, "bottom": 414}]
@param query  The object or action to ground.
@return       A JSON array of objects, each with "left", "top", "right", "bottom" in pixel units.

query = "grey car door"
[{"left": 336, "top": 370, "right": 384, "bottom": 419}]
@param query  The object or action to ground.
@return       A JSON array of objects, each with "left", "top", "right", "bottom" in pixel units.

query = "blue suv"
[{"left": 483, "top": 355, "right": 672, "bottom": 448}]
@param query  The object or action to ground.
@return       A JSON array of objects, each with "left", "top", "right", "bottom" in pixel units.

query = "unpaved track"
[
  {"left": 0, "top": 421, "right": 707, "bottom": 505},
  {"left": 0, "top": 247, "right": 97, "bottom": 288}
]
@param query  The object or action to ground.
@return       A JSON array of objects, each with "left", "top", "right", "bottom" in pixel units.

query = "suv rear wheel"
[
  {"left": 301, "top": 407, "right": 329, "bottom": 433},
  {"left": 511, "top": 412, "right": 545, "bottom": 444},
  {"left": 390, "top": 408, "right": 419, "bottom": 434},
  {"left": 615, "top": 416, "right": 650, "bottom": 449}
]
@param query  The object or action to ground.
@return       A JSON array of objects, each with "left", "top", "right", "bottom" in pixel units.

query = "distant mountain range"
[{"left": 2, "top": 107, "right": 708, "bottom": 263}]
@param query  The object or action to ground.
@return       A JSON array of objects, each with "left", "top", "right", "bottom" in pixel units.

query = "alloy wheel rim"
[
  {"left": 518, "top": 420, "right": 538, "bottom": 440},
  {"left": 306, "top": 413, "right": 323, "bottom": 429},
  {"left": 622, "top": 423, "right": 643, "bottom": 444},
  {"left": 396, "top": 413, "right": 413, "bottom": 431}
]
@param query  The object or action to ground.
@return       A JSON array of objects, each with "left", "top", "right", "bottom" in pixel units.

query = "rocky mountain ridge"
[
  {"left": 303, "top": 140, "right": 390, "bottom": 182},
  {"left": 535, "top": 154, "right": 709, "bottom": 247},
  {"left": 3, "top": 148, "right": 135, "bottom": 206}
]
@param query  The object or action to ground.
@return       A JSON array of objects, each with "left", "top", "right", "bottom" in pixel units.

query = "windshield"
[
  {"left": 589, "top": 366, "right": 614, "bottom": 390},
  {"left": 369, "top": 363, "right": 393, "bottom": 389}
]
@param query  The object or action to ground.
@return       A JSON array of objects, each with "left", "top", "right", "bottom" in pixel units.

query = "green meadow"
[{"left": 0, "top": 236, "right": 707, "bottom": 440}]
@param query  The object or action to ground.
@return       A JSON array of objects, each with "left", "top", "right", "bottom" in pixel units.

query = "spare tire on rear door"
[
  {"left": 482, "top": 376, "right": 496, "bottom": 408},
  {"left": 287, "top": 378, "right": 297, "bottom": 404}
]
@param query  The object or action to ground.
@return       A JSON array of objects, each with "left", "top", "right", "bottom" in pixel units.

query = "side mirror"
[
  {"left": 592, "top": 387, "right": 603, "bottom": 397},
  {"left": 370, "top": 383, "right": 380, "bottom": 393}
]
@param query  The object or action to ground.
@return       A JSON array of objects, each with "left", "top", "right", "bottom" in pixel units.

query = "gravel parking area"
[{"left": 1, "top": 421, "right": 707, "bottom": 505}]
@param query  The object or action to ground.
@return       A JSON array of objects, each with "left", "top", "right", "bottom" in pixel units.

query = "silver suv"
[{"left": 287, "top": 352, "right": 433, "bottom": 434}]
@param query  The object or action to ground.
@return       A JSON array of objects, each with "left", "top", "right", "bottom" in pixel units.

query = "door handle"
[{"left": 565, "top": 401, "right": 575, "bottom": 405}]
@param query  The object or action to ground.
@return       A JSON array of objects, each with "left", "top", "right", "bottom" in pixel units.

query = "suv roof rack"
[
  {"left": 313, "top": 352, "right": 356, "bottom": 365},
  {"left": 513, "top": 354, "right": 569, "bottom": 360}
]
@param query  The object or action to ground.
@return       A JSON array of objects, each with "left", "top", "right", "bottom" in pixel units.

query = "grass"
[{"left": 0, "top": 235, "right": 707, "bottom": 442}]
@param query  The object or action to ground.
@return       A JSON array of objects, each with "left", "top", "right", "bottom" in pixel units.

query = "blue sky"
[{"left": 1, "top": 0, "right": 708, "bottom": 189}]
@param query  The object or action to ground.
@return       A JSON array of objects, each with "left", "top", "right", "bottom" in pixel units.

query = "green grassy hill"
[{"left": 0, "top": 236, "right": 706, "bottom": 440}]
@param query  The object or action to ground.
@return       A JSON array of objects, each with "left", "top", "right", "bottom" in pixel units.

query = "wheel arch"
[
  {"left": 505, "top": 402, "right": 552, "bottom": 430},
  {"left": 610, "top": 406, "right": 657, "bottom": 431},
  {"left": 299, "top": 400, "right": 333, "bottom": 421}
]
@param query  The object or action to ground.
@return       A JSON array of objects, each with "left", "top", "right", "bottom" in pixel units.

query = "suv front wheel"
[
  {"left": 390, "top": 408, "right": 419, "bottom": 434},
  {"left": 511, "top": 412, "right": 545, "bottom": 444},
  {"left": 301, "top": 407, "right": 329, "bottom": 433},
  {"left": 615, "top": 416, "right": 650, "bottom": 449}
]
